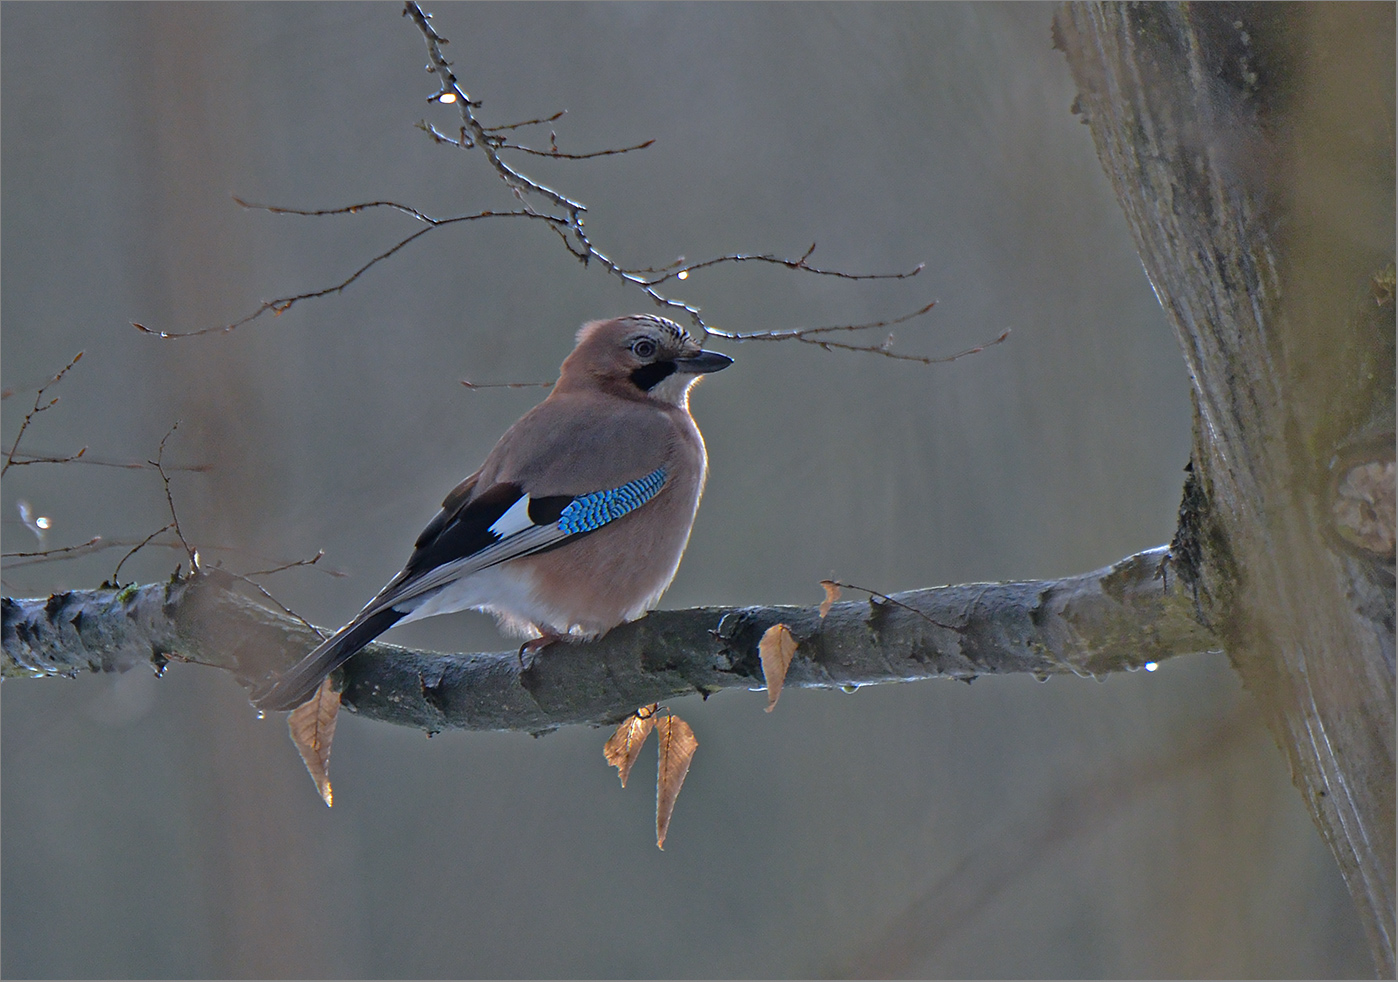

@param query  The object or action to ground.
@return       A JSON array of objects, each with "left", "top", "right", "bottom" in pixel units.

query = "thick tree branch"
[{"left": 3, "top": 546, "right": 1216, "bottom": 732}]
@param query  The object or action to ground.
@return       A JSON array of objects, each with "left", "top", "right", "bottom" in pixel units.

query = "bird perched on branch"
[{"left": 251, "top": 314, "right": 731, "bottom": 712}]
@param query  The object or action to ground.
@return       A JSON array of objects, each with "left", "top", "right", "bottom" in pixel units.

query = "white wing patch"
[{"left": 488, "top": 494, "right": 536, "bottom": 539}]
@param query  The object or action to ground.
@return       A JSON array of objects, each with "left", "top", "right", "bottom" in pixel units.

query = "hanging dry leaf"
[
  {"left": 287, "top": 675, "right": 340, "bottom": 807},
  {"left": 818, "top": 580, "right": 842, "bottom": 619},
  {"left": 655, "top": 713, "right": 698, "bottom": 850},
  {"left": 758, "top": 622, "right": 798, "bottom": 712},
  {"left": 604, "top": 704, "right": 659, "bottom": 787}
]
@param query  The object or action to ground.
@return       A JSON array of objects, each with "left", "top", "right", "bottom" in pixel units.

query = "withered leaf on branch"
[
  {"left": 758, "top": 622, "right": 798, "bottom": 712},
  {"left": 287, "top": 675, "right": 340, "bottom": 807},
  {"left": 818, "top": 580, "right": 842, "bottom": 619},
  {"left": 655, "top": 714, "right": 698, "bottom": 850},
  {"left": 604, "top": 703, "right": 659, "bottom": 788}
]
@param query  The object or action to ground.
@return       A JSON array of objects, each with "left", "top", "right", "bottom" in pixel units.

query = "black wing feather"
[{"left": 404, "top": 481, "right": 528, "bottom": 578}]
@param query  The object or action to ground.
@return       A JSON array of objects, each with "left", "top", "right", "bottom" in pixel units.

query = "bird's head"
[{"left": 559, "top": 315, "right": 733, "bottom": 405}]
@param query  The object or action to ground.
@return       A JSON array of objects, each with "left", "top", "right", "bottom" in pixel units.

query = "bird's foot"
[{"left": 517, "top": 632, "right": 563, "bottom": 672}]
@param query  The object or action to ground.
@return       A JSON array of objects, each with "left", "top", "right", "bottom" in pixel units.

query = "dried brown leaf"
[
  {"left": 287, "top": 675, "right": 340, "bottom": 807},
  {"left": 604, "top": 704, "right": 659, "bottom": 787},
  {"left": 818, "top": 580, "right": 842, "bottom": 619},
  {"left": 655, "top": 714, "right": 698, "bottom": 850},
  {"left": 759, "top": 622, "right": 798, "bottom": 712}
]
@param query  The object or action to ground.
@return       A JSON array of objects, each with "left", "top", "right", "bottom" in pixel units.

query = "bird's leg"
[{"left": 517, "top": 630, "right": 564, "bottom": 671}]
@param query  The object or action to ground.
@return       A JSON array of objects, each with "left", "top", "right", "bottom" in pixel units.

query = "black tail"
[{"left": 250, "top": 607, "right": 404, "bottom": 712}]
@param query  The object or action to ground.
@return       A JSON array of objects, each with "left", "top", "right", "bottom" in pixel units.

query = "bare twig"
[
  {"left": 5, "top": 449, "right": 211, "bottom": 472},
  {"left": 243, "top": 551, "right": 327, "bottom": 578},
  {"left": 725, "top": 301, "right": 941, "bottom": 341},
  {"left": 151, "top": 423, "right": 196, "bottom": 569},
  {"left": 404, "top": 2, "right": 583, "bottom": 215},
  {"left": 3, "top": 351, "right": 85, "bottom": 477},
  {"left": 715, "top": 303, "right": 1010, "bottom": 365},
  {"left": 109, "top": 523, "right": 176, "bottom": 585},
  {"left": 134, "top": 2, "right": 996, "bottom": 368},
  {"left": 495, "top": 137, "right": 655, "bottom": 159},
  {"left": 233, "top": 196, "right": 434, "bottom": 222},
  {"left": 400, "top": 1, "right": 962, "bottom": 363},
  {"left": 3, "top": 536, "right": 345, "bottom": 577},
  {"left": 3, "top": 447, "right": 88, "bottom": 469},
  {"left": 760, "top": 327, "right": 1011, "bottom": 366},
  {"left": 416, "top": 120, "right": 469, "bottom": 148},
  {"left": 135, "top": 206, "right": 563, "bottom": 338},
  {"left": 460, "top": 378, "right": 555, "bottom": 391},
  {"left": 481, "top": 109, "right": 566, "bottom": 133},
  {"left": 640, "top": 242, "right": 923, "bottom": 286},
  {"left": 2, "top": 537, "right": 105, "bottom": 562},
  {"left": 826, "top": 579, "right": 967, "bottom": 633},
  {"left": 721, "top": 303, "right": 1006, "bottom": 366},
  {"left": 217, "top": 566, "right": 328, "bottom": 641},
  {"left": 403, "top": 1, "right": 703, "bottom": 321}
]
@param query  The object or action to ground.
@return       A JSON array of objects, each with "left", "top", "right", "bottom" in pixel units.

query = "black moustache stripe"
[{"left": 630, "top": 361, "right": 677, "bottom": 391}]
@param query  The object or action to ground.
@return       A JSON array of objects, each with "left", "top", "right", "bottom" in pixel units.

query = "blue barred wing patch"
[{"left": 557, "top": 467, "right": 667, "bottom": 535}]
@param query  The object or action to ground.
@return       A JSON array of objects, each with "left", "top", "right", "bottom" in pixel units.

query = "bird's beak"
[{"left": 674, "top": 349, "right": 733, "bottom": 374}]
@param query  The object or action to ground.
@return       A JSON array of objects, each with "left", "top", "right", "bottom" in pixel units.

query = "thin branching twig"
[
  {"left": 243, "top": 551, "right": 328, "bottom": 579},
  {"left": 152, "top": 423, "right": 197, "bottom": 569},
  {"left": 460, "top": 378, "right": 555, "bottom": 391},
  {"left": 3, "top": 448, "right": 89, "bottom": 469},
  {"left": 217, "top": 566, "right": 329, "bottom": 642},
  {"left": 639, "top": 242, "right": 923, "bottom": 287},
  {"left": 826, "top": 579, "right": 967, "bottom": 633},
  {"left": 109, "top": 523, "right": 176, "bottom": 586},
  {"left": 3, "top": 537, "right": 106, "bottom": 562},
  {"left": 5, "top": 449, "right": 211, "bottom": 472},
  {"left": 3, "top": 352, "right": 86, "bottom": 476},
  {"left": 402, "top": 1, "right": 950, "bottom": 355},
  {"left": 482, "top": 109, "right": 566, "bottom": 133},
  {"left": 135, "top": 206, "right": 563, "bottom": 338},
  {"left": 723, "top": 303, "right": 1011, "bottom": 365},
  {"left": 3, "top": 536, "right": 345, "bottom": 577},
  {"left": 496, "top": 137, "right": 656, "bottom": 160},
  {"left": 134, "top": 2, "right": 1000, "bottom": 369},
  {"left": 730, "top": 301, "right": 941, "bottom": 341}
]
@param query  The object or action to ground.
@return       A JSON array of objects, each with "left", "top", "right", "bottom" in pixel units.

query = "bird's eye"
[{"left": 631, "top": 338, "right": 658, "bottom": 359}]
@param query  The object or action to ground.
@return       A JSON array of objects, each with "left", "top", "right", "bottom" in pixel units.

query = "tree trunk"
[{"left": 1054, "top": 3, "right": 1395, "bottom": 974}]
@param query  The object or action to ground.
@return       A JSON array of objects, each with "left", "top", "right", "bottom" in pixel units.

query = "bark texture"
[
  {"left": 3, "top": 546, "right": 1214, "bottom": 733},
  {"left": 1054, "top": 4, "right": 1395, "bottom": 973}
]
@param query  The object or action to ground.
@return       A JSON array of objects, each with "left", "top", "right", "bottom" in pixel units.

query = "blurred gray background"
[{"left": 1, "top": 3, "right": 1370, "bottom": 977}]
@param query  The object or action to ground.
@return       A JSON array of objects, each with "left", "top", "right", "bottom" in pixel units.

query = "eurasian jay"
[{"left": 252, "top": 314, "right": 731, "bottom": 712}]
